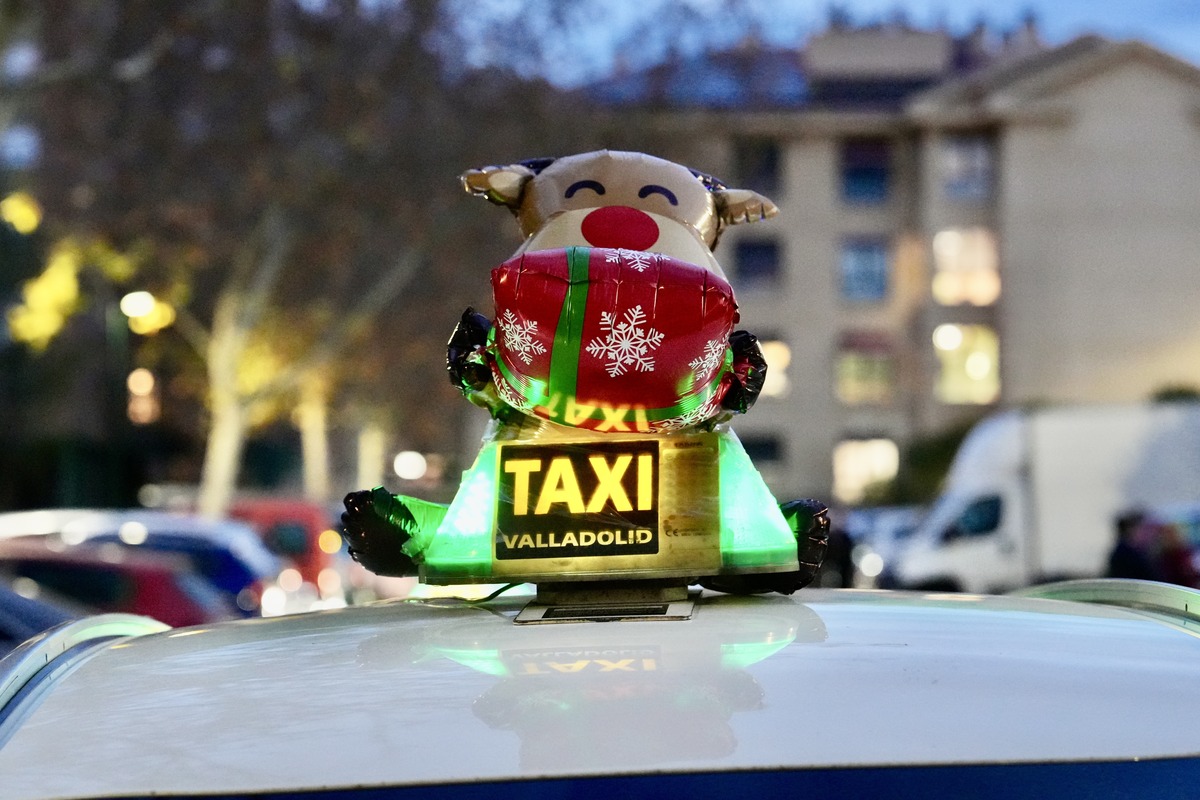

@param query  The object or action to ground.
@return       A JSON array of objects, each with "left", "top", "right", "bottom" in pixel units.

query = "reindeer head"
[{"left": 462, "top": 150, "right": 776, "bottom": 278}]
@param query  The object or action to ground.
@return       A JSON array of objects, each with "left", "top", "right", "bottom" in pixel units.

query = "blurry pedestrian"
[
  {"left": 1105, "top": 510, "right": 1160, "bottom": 581},
  {"left": 1155, "top": 524, "right": 1200, "bottom": 589}
]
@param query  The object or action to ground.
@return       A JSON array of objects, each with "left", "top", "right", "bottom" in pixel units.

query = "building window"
[
  {"left": 836, "top": 332, "right": 895, "bottom": 405},
  {"left": 833, "top": 438, "right": 899, "bottom": 505},
  {"left": 733, "top": 137, "right": 780, "bottom": 196},
  {"left": 759, "top": 337, "right": 791, "bottom": 398},
  {"left": 932, "top": 227, "right": 999, "bottom": 306},
  {"left": 840, "top": 137, "right": 891, "bottom": 204},
  {"left": 839, "top": 237, "right": 889, "bottom": 302},
  {"left": 933, "top": 323, "right": 1000, "bottom": 404},
  {"left": 734, "top": 239, "right": 780, "bottom": 286},
  {"left": 941, "top": 134, "right": 994, "bottom": 203},
  {"left": 741, "top": 434, "right": 782, "bottom": 463}
]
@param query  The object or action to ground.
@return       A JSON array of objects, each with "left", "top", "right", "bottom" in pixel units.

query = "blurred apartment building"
[{"left": 590, "top": 18, "right": 1200, "bottom": 504}]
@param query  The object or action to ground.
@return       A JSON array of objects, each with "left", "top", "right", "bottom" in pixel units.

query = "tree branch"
[{"left": 246, "top": 244, "right": 425, "bottom": 404}]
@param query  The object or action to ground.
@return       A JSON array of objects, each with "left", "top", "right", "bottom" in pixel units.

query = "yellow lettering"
[
  {"left": 633, "top": 407, "right": 650, "bottom": 432},
  {"left": 538, "top": 393, "right": 561, "bottom": 416},
  {"left": 637, "top": 453, "right": 654, "bottom": 510},
  {"left": 564, "top": 397, "right": 597, "bottom": 426},
  {"left": 586, "top": 454, "right": 633, "bottom": 512},
  {"left": 534, "top": 457, "right": 585, "bottom": 514},
  {"left": 547, "top": 661, "right": 589, "bottom": 673},
  {"left": 595, "top": 659, "right": 635, "bottom": 672},
  {"left": 504, "top": 458, "right": 542, "bottom": 516},
  {"left": 595, "top": 404, "right": 631, "bottom": 432}
]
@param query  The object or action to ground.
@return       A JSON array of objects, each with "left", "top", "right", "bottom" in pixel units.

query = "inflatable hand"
[
  {"left": 446, "top": 307, "right": 493, "bottom": 393},
  {"left": 341, "top": 487, "right": 419, "bottom": 577},
  {"left": 720, "top": 330, "right": 768, "bottom": 414}
]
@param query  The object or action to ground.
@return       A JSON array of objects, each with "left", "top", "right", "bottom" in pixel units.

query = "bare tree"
[{"left": 23, "top": 0, "right": 606, "bottom": 514}]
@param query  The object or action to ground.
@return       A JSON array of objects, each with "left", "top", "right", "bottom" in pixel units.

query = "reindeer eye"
[
  {"left": 565, "top": 180, "right": 606, "bottom": 198},
  {"left": 638, "top": 185, "right": 678, "bottom": 206}
]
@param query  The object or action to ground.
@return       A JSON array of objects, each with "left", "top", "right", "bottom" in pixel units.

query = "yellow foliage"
[
  {"left": 0, "top": 192, "right": 42, "bottom": 234},
  {"left": 5, "top": 245, "right": 81, "bottom": 350}
]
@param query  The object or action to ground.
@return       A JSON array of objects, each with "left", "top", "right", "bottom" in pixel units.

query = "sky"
[
  {"left": 814, "top": 0, "right": 1200, "bottom": 62},
  {"left": 450, "top": 0, "right": 1200, "bottom": 87}
]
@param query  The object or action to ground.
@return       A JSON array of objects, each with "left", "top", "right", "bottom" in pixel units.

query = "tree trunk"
[
  {"left": 197, "top": 388, "right": 246, "bottom": 517},
  {"left": 297, "top": 378, "right": 331, "bottom": 503},
  {"left": 197, "top": 292, "right": 248, "bottom": 518},
  {"left": 356, "top": 422, "right": 388, "bottom": 491}
]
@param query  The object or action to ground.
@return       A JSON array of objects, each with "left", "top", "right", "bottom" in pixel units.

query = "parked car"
[
  {"left": 0, "top": 584, "right": 76, "bottom": 659},
  {"left": 228, "top": 496, "right": 349, "bottom": 606},
  {"left": 1, "top": 576, "right": 1198, "bottom": 798},
  {"left": 0, "top": 539, "right": 242, "bottom": 627},
  {"left": 837, "top": 504, "right": 924, "bottom": 586},
  {"left": 0, "top": 509, "right": 285, "bottom": 617}
]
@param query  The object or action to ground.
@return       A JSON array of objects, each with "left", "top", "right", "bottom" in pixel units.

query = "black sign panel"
[{"left": 496, "top": 440, "right": 659, "bottom": 560}]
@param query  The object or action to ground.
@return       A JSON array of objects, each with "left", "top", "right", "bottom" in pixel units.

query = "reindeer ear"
[
  {"left": 713, "top": 188, "right": 778, "bottom": 226},
  {"left": 460, "top": 164, "right": 537, "bottom": 209}
]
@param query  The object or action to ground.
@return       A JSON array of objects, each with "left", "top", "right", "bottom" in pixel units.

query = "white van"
[{"left": 893, "top": 402, "right": 1200, "bottom": 593}]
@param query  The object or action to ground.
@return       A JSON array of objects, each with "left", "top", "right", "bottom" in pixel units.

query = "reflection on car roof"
[{"left": 0, "top": 587, "right": 1198, "bottom": 798}]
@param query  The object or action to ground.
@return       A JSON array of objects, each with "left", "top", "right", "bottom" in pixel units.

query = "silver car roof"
[{"left": 0, "top": 583, "right": 1198, "bottom": 798}]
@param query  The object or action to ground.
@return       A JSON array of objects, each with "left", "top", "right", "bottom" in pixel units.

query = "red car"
[{"left": 0, "top": 539, "right": 241, "bottom": 627}]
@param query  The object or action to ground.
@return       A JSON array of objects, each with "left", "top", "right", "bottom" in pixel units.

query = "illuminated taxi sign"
[
  {"left": 474, "top": 432, "right": 723, "bottom": 581},
  {"left": 496, "top": 440, "right": 659, "bottom": 560}
]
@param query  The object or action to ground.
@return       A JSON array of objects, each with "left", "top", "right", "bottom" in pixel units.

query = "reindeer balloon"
[{"left": 342, "top": 151, "right": 827, "bottom": 595}]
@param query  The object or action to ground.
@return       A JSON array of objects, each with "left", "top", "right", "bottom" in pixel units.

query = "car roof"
[
  {"left": 1, "top": 582, "right": 1198, "bottom": 798},
  {"left": 0, "top": 509, "right": 280, "bottom": 575}
]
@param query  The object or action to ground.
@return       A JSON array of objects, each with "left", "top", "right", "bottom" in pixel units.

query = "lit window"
[
  {"left": 941, "top": 134, "right": 994, "bottom": 203},
  {"left": 760, "top": 338, "right": 790, "bottom": 398},
  {"left": 836, "top": 332, "right": 894, "bottom": 405},
  {"left": 733, "top": 137, "right": 780, "bottom": 196},
  {"left": 833, "top": 438, "right": 899, "bottom": 505},
  {"left": 933, "top": 323, "right": 999, "bottom": 404},
  {"left": 840, "top": 237, "right": 889, "bottom": 302},
  {"left": 932, "top": 227, "right": 999, "bottom": 306},
  {"left": 734, "top": 239, "right": 780, "bottom": 286},
  {"left": 840, "top": 138, "right": 891, "bottom": 204}
]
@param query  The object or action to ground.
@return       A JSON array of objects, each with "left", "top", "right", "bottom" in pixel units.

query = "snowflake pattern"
[
  {"left": 688, "top": 339, "right": 727, "bottom": 379},
  {"left": 495, "top": 375, "right": 529, "bottom": 411},
  {"left": 656, "top": 395, "right": 721, "bottom": 432},
  {"left": 604, "top": 248, "right": 654, "bottom": 272},
  {"left": 496, "top": 309, "right": 546, "bottom": 365},
  {"left": 585, "top": 305, "right": 664, "bottom": 377},
  {"left": 618, "top": 249, "right": 654, "bottom": 272}
]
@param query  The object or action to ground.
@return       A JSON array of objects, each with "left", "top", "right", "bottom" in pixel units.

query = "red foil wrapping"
[{"left": 490, "top": 246, "right": 739, "bottom": 432}]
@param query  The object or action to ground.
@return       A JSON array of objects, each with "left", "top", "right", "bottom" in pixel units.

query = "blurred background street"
[{"left": 1, "top": 0, "right": 1199, "bottom": 627}]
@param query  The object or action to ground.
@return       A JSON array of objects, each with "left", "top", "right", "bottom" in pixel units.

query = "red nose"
[{"left": 580, "top": 206, "right": 660, "bottom": 251}]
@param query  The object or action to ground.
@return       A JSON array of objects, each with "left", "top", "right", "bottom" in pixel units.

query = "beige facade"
[{"left": 654, "top": 32, "right": 1200, "bottom": 505}]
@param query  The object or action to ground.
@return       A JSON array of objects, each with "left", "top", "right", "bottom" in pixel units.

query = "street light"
[{"left": 119, "top": 290, "right": 176, "bottom": 335}]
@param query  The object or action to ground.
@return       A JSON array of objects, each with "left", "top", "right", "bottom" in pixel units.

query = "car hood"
[{"left": 1, "top": 587, "right": 1199, "bottom": 798}]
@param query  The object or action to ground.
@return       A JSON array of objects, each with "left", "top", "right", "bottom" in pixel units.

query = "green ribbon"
[{"left": 547, "top": 246, "right": 592, "bottom": 402}]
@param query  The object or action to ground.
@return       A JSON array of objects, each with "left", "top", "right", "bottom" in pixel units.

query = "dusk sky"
[
  {"left": 806, "top": 0, "right": 1200, "bottom": 63},
  {"left": 453, "top": 1, "right": 1200, "bottom": 86}
]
